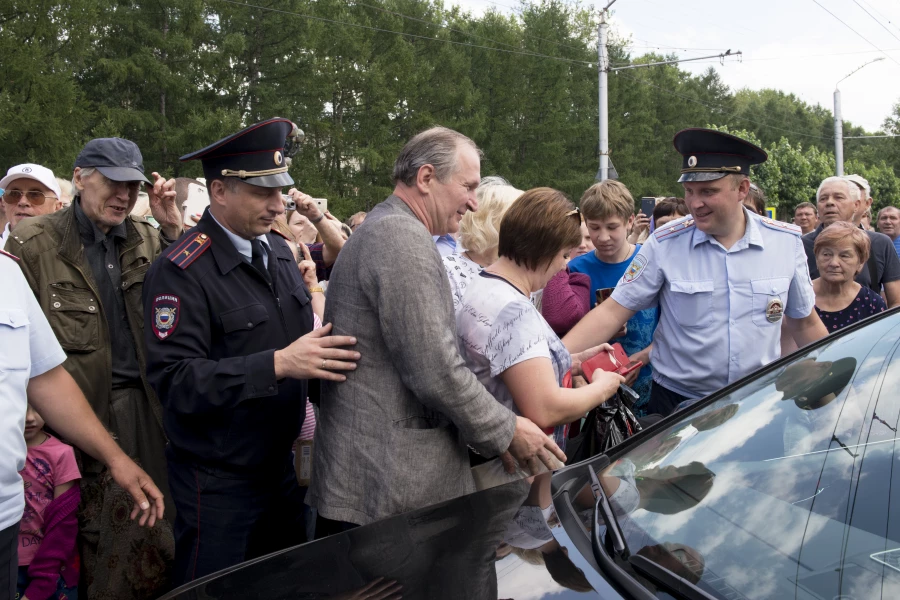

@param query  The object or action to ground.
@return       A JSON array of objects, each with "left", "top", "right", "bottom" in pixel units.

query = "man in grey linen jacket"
[{"left": 307, "top": 127, "right": 565, "bottom": 532}]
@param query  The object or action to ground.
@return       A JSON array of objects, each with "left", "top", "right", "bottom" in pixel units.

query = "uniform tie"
[{"left": 250, "top": 238, "right": 271, "bottom": 284}]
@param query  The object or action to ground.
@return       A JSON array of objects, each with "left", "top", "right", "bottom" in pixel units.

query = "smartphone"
[
  {"left": 595, "top": 287, "right": 614, "bottom": 306},
  {"left": 640, "top": 197, "right": 657, "bottom": 217},
  {"left": 182, "top": 183, "right": 210, "bottom": 226},
  {"left": 313, "top": 198, "right": 328, "bottom": 214}
]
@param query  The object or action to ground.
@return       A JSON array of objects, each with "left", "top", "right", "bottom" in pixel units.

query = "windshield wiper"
[
  {"left": 586, "top": 466, "right": 719, "bottom": 600},
  {"left": 628, "top": 553, "right": 719, "bottom": 600},
  {"left": 585, "top": 467, "right": 657, "bottom": 600}
]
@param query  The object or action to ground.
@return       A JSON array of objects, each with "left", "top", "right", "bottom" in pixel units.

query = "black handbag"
[{"left": 565, "top": 384, "right": 642, "bottom": 465}]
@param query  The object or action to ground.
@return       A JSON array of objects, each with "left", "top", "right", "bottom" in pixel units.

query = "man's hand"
[
  {"left": 108, "top": 454, "right": 165, "bottom": 527},
  {"left": 147, "top": 172, "right": 182, "bottom": 240},
  {"left": 298, "top": 242, "right": 319, "bottom": 289},
  {"left": 274, "top": 323, "right": 359, "bottom": 381},
  {"left": 288, "top": 188, "right": 324, "bottom": 222},
  {"left": 501, "top": 416, "right": 567, "bottom": 475}
]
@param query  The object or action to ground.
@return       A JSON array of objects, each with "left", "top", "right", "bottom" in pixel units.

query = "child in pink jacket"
[{"left": 16, "top": 405, "right": 80, "bottom": 600}]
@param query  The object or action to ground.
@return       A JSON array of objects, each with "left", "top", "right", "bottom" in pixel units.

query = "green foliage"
[{"left": 1, "top": 0, "right": 898, "bottom": 220}]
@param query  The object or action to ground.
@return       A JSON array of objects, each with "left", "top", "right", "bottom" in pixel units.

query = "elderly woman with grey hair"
[{"left": 442, "top": 176, "right": 523, "bottom": 309}]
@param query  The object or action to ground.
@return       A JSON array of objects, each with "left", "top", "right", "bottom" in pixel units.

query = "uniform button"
[
  {"left": 53, "top": 302, "right": 61, "bottom": 308},
  {"left": 108, "top": 264, "right": 114, "bottom": 269},
  {"left": 246, "top": 322, "right": 253, "bottom": 328},
  {"left": 88, "top": 306, "right": 96, "bottom": 311},
  {"left": 731, "top": 356, "right": 736, "bottom": 361},
  {"left": 730, "top": 320, "right": 736, "bottom": 326},
  {"left": 267, "top": 386, "right": 275, "bottom": 393}
]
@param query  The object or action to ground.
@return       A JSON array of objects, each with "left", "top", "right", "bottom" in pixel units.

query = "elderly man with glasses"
[
  {"left": 4, "top": 138, "right": 181, "bottom": 599},
  {"left": 0, "top": 164, "right": 63, "bottom": 246}
]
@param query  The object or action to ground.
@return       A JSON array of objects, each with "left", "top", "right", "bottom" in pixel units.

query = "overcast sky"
[{"left": 450, "top": 0, "right": 900, "bottom": 134}]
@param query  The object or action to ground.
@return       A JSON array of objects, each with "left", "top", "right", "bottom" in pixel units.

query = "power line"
[
  {"left": 851, "top": 0, "right": 900, "bottom": 44},
  {"left": 856, "top": 0, "right": 900, "bottom": 36},
  {"left": 613, "top": 70, "right": 834, "bottom": 141},
  {"left": 213, "top": 0, "right": 597, "bottom": 66},
  {"left": 810, "top": 0, "right": 900, "bottom": 68},
  {"left": 350, "top": 0, "right": 588, "bottom": 55}
]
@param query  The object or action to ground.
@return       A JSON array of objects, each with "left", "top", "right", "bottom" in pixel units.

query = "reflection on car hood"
[{"left": 159, "top": 472, "right": 598, "bottom": 600}]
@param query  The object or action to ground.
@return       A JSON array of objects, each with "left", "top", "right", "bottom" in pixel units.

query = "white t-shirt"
[
  {"left": 0, "top": 254, "right": 67, "bottom": 531},
  {"left": 456, "top": 273, "right": 571, "bottom": 446},
  {"left": 442, "top": 252, "right": 483, "bottom": 311}
]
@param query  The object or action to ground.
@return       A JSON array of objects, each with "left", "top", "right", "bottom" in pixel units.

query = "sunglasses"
[{"left": 3, "top": 189, "right": 58, "bottom": 206}]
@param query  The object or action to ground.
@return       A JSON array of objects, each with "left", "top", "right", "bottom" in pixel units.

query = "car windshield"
[{"left": 573, "top": 312, "right": 900, "bottom": 599}]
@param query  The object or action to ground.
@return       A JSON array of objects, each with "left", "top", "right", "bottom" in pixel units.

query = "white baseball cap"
[
  {"left": 844, "top": 174, "right": 871, "bottom": 199},
  {"left": 0, "top": 164, "right": 62, "bottom": 198}
]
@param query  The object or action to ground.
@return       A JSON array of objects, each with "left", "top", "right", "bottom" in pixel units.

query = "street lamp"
[{"left": 834, "top": 57, "right": 885, "bottom": 176}]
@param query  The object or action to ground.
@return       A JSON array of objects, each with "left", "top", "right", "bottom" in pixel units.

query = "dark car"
[{"left": 161, "top": 309, "right": 900, "bottom": 599}]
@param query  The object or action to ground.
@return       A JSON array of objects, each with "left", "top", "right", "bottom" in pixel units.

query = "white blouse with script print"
[{"left": 456, "top": 272, "right": 571, "bottom": 450}]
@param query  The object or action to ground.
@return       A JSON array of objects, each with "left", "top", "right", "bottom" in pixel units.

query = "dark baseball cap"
[{"left": 74, "top": 138, "right": 151, "bottom": 184}]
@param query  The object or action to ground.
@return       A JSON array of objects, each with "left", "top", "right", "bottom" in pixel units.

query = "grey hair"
[
  {"left": 392, "top": 126, "right": 482, "bottom": 187},
  {"left": 877, "top": 206, "right": 900, "bottom": 220},
  {"left": 72, "top": 167, "right": 96, "bottom": 190},
  {"left": 817, "top": 176, "right": 858, "bottom": 201}
]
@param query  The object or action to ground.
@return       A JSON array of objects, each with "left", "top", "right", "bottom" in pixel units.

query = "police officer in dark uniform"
[{"left": 142, "top": 118, "right": 360, "bottom": 585}]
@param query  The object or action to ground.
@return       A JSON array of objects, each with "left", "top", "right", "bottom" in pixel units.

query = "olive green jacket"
[{"left": 4, "top": 205, "right": 166, "bottom": 430}]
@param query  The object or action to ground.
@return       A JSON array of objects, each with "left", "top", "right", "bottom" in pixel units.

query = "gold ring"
[{"left": 321, "top": 360, "right": 327, "bottom": 370}]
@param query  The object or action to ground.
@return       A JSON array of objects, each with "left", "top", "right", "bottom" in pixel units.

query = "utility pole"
[
  {"left": 834, "top": 57, "right": 884, "bottom": 176},
  {"left": 596, "top": 0, "right": 740, "bottom": 181},
  {"left": 597, "top": 3, "right": 612, "bottom": 181}
]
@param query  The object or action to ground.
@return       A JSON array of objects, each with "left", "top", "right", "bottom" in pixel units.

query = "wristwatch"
[{"left": 309, "top": 286, "right": 325, "bottom": 294}]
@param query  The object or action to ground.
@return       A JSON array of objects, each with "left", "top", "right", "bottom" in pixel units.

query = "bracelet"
[
  {"left": 309, "top": 286, "right": 325, "bottom": 294},
  {"left": 310, "top": 213, "right": 325, "bottom": 224}
]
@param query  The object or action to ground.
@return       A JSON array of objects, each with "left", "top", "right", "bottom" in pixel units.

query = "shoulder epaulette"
[
  {"left": 269, "top": 227, "right": 290, "bottom": 241},
  {"left": 758, "top": 217, "right": 801, "bottom": 236},
  {"left": 0, "top": 248, "right": 19, "bottom": 261},
  {"left": 167, "top": 230, "right": 211, "bottom": 269},
  {"left": 653, "top": 216, "right": 695, "bottom": 242}
]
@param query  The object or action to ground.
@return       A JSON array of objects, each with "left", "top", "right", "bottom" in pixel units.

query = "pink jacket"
[
  {"left": 541, "top": 268, "right": 591, "bottom": 336},
  {"left": 24, "top": 484, "right": 80, "bottom": 599}
]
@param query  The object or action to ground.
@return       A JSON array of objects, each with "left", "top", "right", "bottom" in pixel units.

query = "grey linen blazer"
[{"left": 307, "top": 195, "right": 517, "bottom": 526}]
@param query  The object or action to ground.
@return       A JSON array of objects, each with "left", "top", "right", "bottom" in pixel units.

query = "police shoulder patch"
[
  {"left": 167, "top": 231, "right": 211, "bottom": 269},
  {"left": 152, "top": 295, "right": 181, "bottom": 340},
  {"left": 653, "top": 216, "right": 695, "bottom": 242},
  {"left": 758, "top": 217, "right": 801, "bottom": 236},
  {"left": 621, "top": 254, "right": 649, "bottom": 284}
]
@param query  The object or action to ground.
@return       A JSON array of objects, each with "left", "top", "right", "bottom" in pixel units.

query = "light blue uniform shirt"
[
  {"left": 611, "top": 209, "right": 815, "bottom": 400},
  {"left": 0, "top": 254, "right": 67, "bottom": 530},
  {"left": 209, "top": 211, "right": 271, "bottom": 267}
]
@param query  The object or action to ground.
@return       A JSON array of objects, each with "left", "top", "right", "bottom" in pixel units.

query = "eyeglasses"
[{"left": 2, "top": 190, "right": 58, "bottom": 205}]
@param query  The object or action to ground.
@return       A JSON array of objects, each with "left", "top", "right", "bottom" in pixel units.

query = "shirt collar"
[
  {"left": 73, "top": 197, "right": 127, "bottom": 244},
  {"left": 208, "top": 210, "right": 269, "bottom": 261},
  {"left": 691, "top": 207, "right": 764, "bottom": 251}
]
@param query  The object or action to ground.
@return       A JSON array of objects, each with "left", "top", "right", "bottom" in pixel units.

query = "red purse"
[{"left": 573, "top": 343, "right": 642, "bottom": 384}]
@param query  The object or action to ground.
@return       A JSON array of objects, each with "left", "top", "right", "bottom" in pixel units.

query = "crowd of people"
[{"left": 1, "top": 119, "right": 897, "bottom": 600}]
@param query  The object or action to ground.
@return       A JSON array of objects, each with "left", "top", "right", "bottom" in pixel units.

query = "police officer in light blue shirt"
[{"left": 565, "top": 128, "right": 828, "bottom": 416}]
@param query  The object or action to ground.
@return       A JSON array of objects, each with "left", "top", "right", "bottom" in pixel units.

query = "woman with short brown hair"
[
  {"left": 455, "top": 188, "right": 624, "bottom": 480},
  {"left": 813, "top": 221, "right": 886, "bottom": 332}
]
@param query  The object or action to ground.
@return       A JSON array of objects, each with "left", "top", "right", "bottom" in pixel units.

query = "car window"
[{"left": 574, "top": 313, "right": 900, "bottom": 599}]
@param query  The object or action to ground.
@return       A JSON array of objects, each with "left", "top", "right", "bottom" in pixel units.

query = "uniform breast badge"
[
  {"left": 152, "top": 295, "right": 181, "bottom": 339},
  {"left": 766, "top": 297, "right": 784, "bottom": 323}
]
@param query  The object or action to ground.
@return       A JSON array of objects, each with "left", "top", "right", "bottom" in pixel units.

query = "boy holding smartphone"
[{"left": 568, "top": 180, "right": 658, "bottom": 412}]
